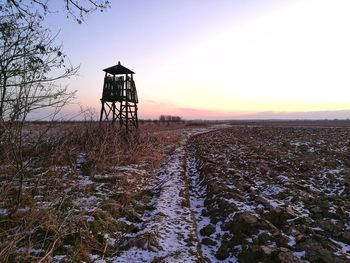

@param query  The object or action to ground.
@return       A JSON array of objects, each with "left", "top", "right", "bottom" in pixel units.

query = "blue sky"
[{"left": 46, "top": 0, "right": 350, "bottom": 120}]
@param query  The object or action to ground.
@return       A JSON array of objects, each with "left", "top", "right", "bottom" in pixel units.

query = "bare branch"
[{"left": 5, "top": 0, "right": 110, "bottom": 23}]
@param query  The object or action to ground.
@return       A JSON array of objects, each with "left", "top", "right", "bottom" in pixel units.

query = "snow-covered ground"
[
  {"left": 111, "top": 127, "right": 215, "bottom": 262},
  {"left": 113, "top": 138, "right": 200, "bottom": 262}
]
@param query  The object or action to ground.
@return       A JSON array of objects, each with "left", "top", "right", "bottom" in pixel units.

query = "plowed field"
[{"left": 187, "top": 126, "right": 350, "bottom": 262}]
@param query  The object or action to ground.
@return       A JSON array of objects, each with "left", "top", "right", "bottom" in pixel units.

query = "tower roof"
[{"left": 103, "top": 61, "right": 135, "bottom": 75}]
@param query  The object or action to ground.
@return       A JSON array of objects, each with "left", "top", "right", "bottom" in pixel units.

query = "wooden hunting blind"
[{"left": 99, "top": 62, "right": 138, "bottom": 130}]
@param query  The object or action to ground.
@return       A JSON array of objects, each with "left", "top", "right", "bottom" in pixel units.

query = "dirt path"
[
  {"left": 112, "top": 126, "right": 234, "bottom": 262},
  {"left": 113, "top": 129, "right": 210, "bottom": 262}
]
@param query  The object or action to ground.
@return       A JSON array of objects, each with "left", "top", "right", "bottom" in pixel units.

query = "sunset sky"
[{"left": 47, "top": 0, "right": 350, "bottom": 120}]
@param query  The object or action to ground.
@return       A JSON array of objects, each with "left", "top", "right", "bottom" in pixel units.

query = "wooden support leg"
[{"left": 99, "top": 100, "right": 105, "bottom": 126}]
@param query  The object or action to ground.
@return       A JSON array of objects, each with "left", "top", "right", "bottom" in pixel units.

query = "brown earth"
[{"left": 188, "top": 126, "right": 350, "bottom": 262}]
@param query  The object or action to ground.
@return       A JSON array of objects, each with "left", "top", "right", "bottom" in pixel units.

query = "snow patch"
[
  {"left": 73, "top": 196, "right": 100, "bottom": 212},
  {"left": 293, "top": 250, "right": 306, "bottom": 259},
  {"left": 263, "top": 185, "right": 284, "bottom": 196},
  {"left": 0, "top": 208, "right": 8, "bottom": 216},
  {"left": 330, "top": 238, "right": 350, "bottom": 258}
]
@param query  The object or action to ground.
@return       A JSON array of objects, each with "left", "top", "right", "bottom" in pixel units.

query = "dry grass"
[{"left": 0, "top": 121, "right": 183, "bottom": 261}]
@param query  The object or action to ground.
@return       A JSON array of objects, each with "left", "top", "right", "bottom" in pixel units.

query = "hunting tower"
[{"left": 99, "top": 62, "right": 138, "bottom": 131}]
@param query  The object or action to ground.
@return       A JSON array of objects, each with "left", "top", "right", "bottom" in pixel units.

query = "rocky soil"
[{"left": 187, "top": 126, "right": 350, "bottom": 262}]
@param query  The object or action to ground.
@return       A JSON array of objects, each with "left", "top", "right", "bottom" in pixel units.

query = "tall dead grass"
[{"left": 0, "top": 121, "right": 182, "bottom": 261}]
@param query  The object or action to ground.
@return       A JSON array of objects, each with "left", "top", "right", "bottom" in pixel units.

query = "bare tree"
[
  {"left": 0, "top": 1, "right": 111, "bottom": 259},
  {"left": 0, "top": 0, "right": 111, "bottom": 123},
  {"left": 4, "top": 0, "right": 111, "bottom": 23},
  {"left": 0, "top": 4, "right": 80, "bottom": 205},
  {"left": 159, "top": 115, "right": 182, "bottom": 123},
  {"left": 0, "top": 15, "right": 78, "bottom": 119}
]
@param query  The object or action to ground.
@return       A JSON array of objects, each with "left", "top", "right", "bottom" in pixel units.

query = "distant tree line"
[{"left": 159, "top": 115, "right": 182, "bottom": 122}]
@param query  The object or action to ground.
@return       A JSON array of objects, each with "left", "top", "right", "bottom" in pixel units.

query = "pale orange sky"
[{"left": 49, "top": 0, "right": 350, "bottom": 120}]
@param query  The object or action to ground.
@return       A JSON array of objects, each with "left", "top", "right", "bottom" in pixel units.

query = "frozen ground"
[
  {"left": 112, "top": 127, "right": 216, "bottom": 262},
  {"left": 113, "top": 139, "right": 199, "bottom": 262},
  {"left": 186, "top": 126, "right": 350, "bottom": 262},
  {"left": 2, "top": 124, "right": 350, "bottom": 262},
  {"left": 66, "top": 126, "right": 350, "bottom": 262}
]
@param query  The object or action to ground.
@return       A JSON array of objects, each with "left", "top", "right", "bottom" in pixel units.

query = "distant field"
[{"left": 228, "top": 119, "right": 350, "bottom": 128}]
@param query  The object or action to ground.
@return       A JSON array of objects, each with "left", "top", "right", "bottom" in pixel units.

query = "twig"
[{"left": 38, "top": 237, "right": 59, "bottom": 263}]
